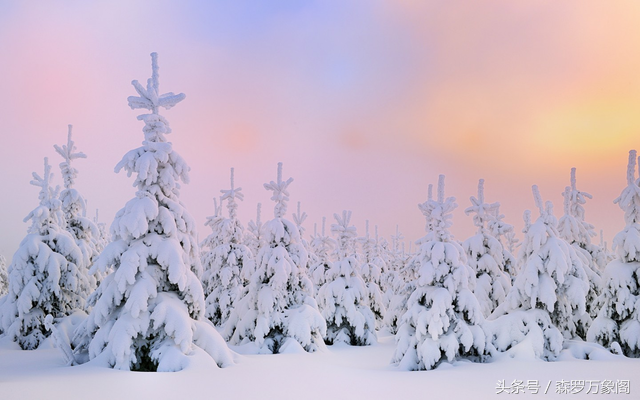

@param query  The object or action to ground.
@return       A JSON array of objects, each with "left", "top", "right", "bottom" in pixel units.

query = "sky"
[{"left": 1, "top": 0, "right": 640, "bottom": 259}]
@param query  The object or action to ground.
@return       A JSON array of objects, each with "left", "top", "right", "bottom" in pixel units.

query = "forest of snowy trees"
[{"left": 1, "top": 53, "right": 639, "bottom": 372}]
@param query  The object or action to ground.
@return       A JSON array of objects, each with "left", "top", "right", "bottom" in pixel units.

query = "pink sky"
[{"left": 1, "top": 1, "right": 640, "bottom": 258}]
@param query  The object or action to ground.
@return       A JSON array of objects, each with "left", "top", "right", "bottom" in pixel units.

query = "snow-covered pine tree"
[
  {"left": 557, "top": 169, "right": 603, "bottom": 324},
  {"left": 54, "top": 125, "right": 100, "bottom": 294},
  {"left": 0, "top": 158, "right": 88, "bottom": 349},
  {"left": 225, "top": 163, "right": 325, "bottom": 353},
  {"left": 244, "top": 203, "right": 262, "bottom": 262},
  {"left": 293, "top": 202, "right": 309, "bottom": 252},
  {"left": 88, "top": 209, "right": 111, "bottom": 286},
  {"left": 358, "top": 221, "right": 386, "bottom": 326},
  {"left": 0, "top": 255, "right": 7, "bottom": 296},
  {"left": 292, "top": 202, "right": 314, "bottom": 274},
  {"left": 387, "top": 225, "right": 405, "bottom": 284},
  {"left": 392, "top": 175, "right": 485, "bottom": 370},
  {"left": 599, "top": 230, "right": 616, "bottom": 266},
  {"left": 463, "top": 179, "right": 511, "bottom": 318},
  {"left": 72, "top": 53, "right": 232, "bottom": 371},
  {"left": 92, "top": 209, "right": 109, "bottom": 255},
  {"left": 383, "top": 225, "right": 409, "bottom": 334},
  {"left": 588, "top": 150, "right": 640, "bottom": 357},
  {"left": 385, "top": 191, "right": 433, "bottom": 336},
  {"left": 308, "top": 217, "right": 335, "bottom": 297},
  {"left": 317, "top": 211, "right": 376, "bottom": 345},
  {"left": 201, "top": 168, "right": 254, "bottom": 327},
  {"left": 487, "top": 204, "right": 519, "bottom": 282},
  {"left": 490, "top": 185, "right": 589, "bottom": 358}
]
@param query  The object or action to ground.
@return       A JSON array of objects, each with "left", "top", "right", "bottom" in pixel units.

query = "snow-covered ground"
[{"left": 1, "top": 331, "right": 638, "bottom": 400}]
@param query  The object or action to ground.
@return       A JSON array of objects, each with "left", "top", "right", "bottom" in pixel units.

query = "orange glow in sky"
[{"left": 1, "top": 1, "right": 640, "bottom": 258}]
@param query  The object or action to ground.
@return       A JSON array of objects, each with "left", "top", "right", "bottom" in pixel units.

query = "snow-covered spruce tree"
[
  {"left": 292, "top": 202, "right": 310, "bottom": 256},
  {"left": 386, "top": 225, "right": 406, "bottom": 285},
  {"left": 0, "top": 158, "right": 87, "bottom": 349},
  {"left": 487, "top": 204, "right": 519, "bottom": 282},
  {"left": 201, "top": 168, "right": 254, "bottom": 327},
  {"left": 557, "top": 169, "right": 603, "bottom": 323},
  {"left": 92, "top": 209, "right": 109, "bottom": 255},
  {"left": 358, "top": 221, "right": 386, "bottom": 326},
  {"left": 385, "top": 189, "right": 435, "bottom": 336},
  {"left": 317, "top": 211, "right": 376, "bottom": 345},
  {"left": 89, "top": 209, "right": 111, "bottom": 286},
  {"left": 463, "top": 179, "right": 511, "bottom": 318},
  {"left": 72, "top": 53, "right": 232, "bottom": 371},
  {"left": 383, "top": 225, "right": 408, "bottom": 334},
  {"left": 225, "top": 163, "right": 325, "bottom": 353},
  {"left": 0, "top": 255, "right": 7, "bottom": 296},
  {"left": 292, "top": 202, "right": 316, "bottom": 281},
  {"left": 599, "top": 230, "right": 616, "bottom": 266},
  {"left": 588, "top": 150, "right": 640, "bottom": 357},
  {"left": 573, "top": 169, "right": 609, "bottom": 271},
  {"left": 54, "top": 125, "right": 100, "bottom": 293},
  {"left": 308, "top": 217, "right": 335, "bottom": 297},
  {"left": 392, "top": 175, "right": 486, "bottom": 370},
  {"left": 244, "top": 203, "right": 263, "bottom": 263},
  {"left": 490, "top": 186, "right": 590, "bottom": 359}
]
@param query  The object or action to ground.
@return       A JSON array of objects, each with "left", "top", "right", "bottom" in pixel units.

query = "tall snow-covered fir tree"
[
  {"left": 201, "top": 168, "right": 254, "bottom": 327},
  {"left": 462, "top": 179, "right": 511, "bottom": 318},
  {"left": 487, "top": 204, "right": 519, "bottom": 282},
  {"left": 383, "top": 225, "right": 410, "bottom": 334},
  {"left": 71, "top": 53, "right": 232, "bottom": 371},
  {"left": 357, "top": 221, "right": 386, "bottom": 327},
  {"left": 244, "top": 203, "right": 262, "bottom": 261},
  {"left": 385, "top": 187, "right": 434, "bottom": 335},
  {"left": 92, "top": 209, "right": 109, "bottom": 255},
  {"left": 317, "top": 211, "right": 376, "bottom": 345},
  {"left": 292, "top": 202, "right": 315, "bottom": 282},
  {"left": 588, "top": 150, "right": 640, "bottom": 357},
  {"left": 54, "top": 125, "right": 100, "bottom": 293},
  {"left": 292, "top": 202, "right": 310, "bottom": 256},
  {"left": 557, "top": 168, "right": 603, "bottom": 324},
  {"left": 308, "top": 217, "right": 335, "bottom": 297},
  {"left": 0, "top": 158, "right": 88, "bottom": 350},
  {"left": 392, "top": 175, "right": 486, "bottom": 370},
  {"left": 599, "top": 229, "right": 616, "bottom": 266},
  {"left": 0, "top": 255, "right": 7, "bottom": 296},
  {"left": 225, "top": 163, "right": 326, "bottom": 353},
  {"left": 490, "top": 186, "right": 589, "bottom": 359}
]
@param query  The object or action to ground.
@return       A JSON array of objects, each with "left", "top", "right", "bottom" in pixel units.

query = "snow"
[{"left": 1, "top": 330, "right": 638, "bottom": 399}]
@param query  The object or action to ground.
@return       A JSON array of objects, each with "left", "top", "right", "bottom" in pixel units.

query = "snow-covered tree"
[
  {"left": 392, "top": 175, "right": 486, "bottom": 370},
  {"left": 599, "top": 230, "right": 614, "bottom": 265},
  {"left": 358, "top": 221, "right": 386, "bottom": 326},
  {"left": 588, "top": 150, "right": 640, "bottom": 357},
  {"left": 292, "top": 202, "right": 315, "bottom": 278},
  {"left": 0, "top": 255, "right": 7, "bottom": 296},
  {"left": 54, "top": 125, "right": 100, "bottom": 294},
  {"left": 244, "top": 203, "right": 263, "bottom": 264},
  {"left": 72, "top": 53, "right": 232, "bottom": 371},
  {"left": 317, "top": 211, "right": 376, "bottom": 345},
  {"left": 383, "top": 225, "right": 409, "bottom": 334},
  {"left": 225, "top": 163, "right": 326, "bottom": 353},
  {"left": 491, "top": 186, "right": 589, "bottom": 359},
  {"left": 308, "top": 217, "right": 335, "bottom": 297},
  {"left": 487, "top": 205, "right": 519, "bottom": 282},
  {"left": 463, "top": 179, "right": 511, "bottom": 318},
  {"left": 386, "top": 225, "right": 406, "bottom": 285},
  {"left": 93, "top": 209, "right": 109, "bottom": 255},
  {"left": 201, "top": 168, "right": 254, "bottom": 327},
  {"left": 557, "top": 168, "right": 603, "bottom": 323},
  {"left": 0, "top": 158, "right": 88, "bottom": 350},
  {"left": 292, "top": 202, "right": 309, "bottom": 252}
]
